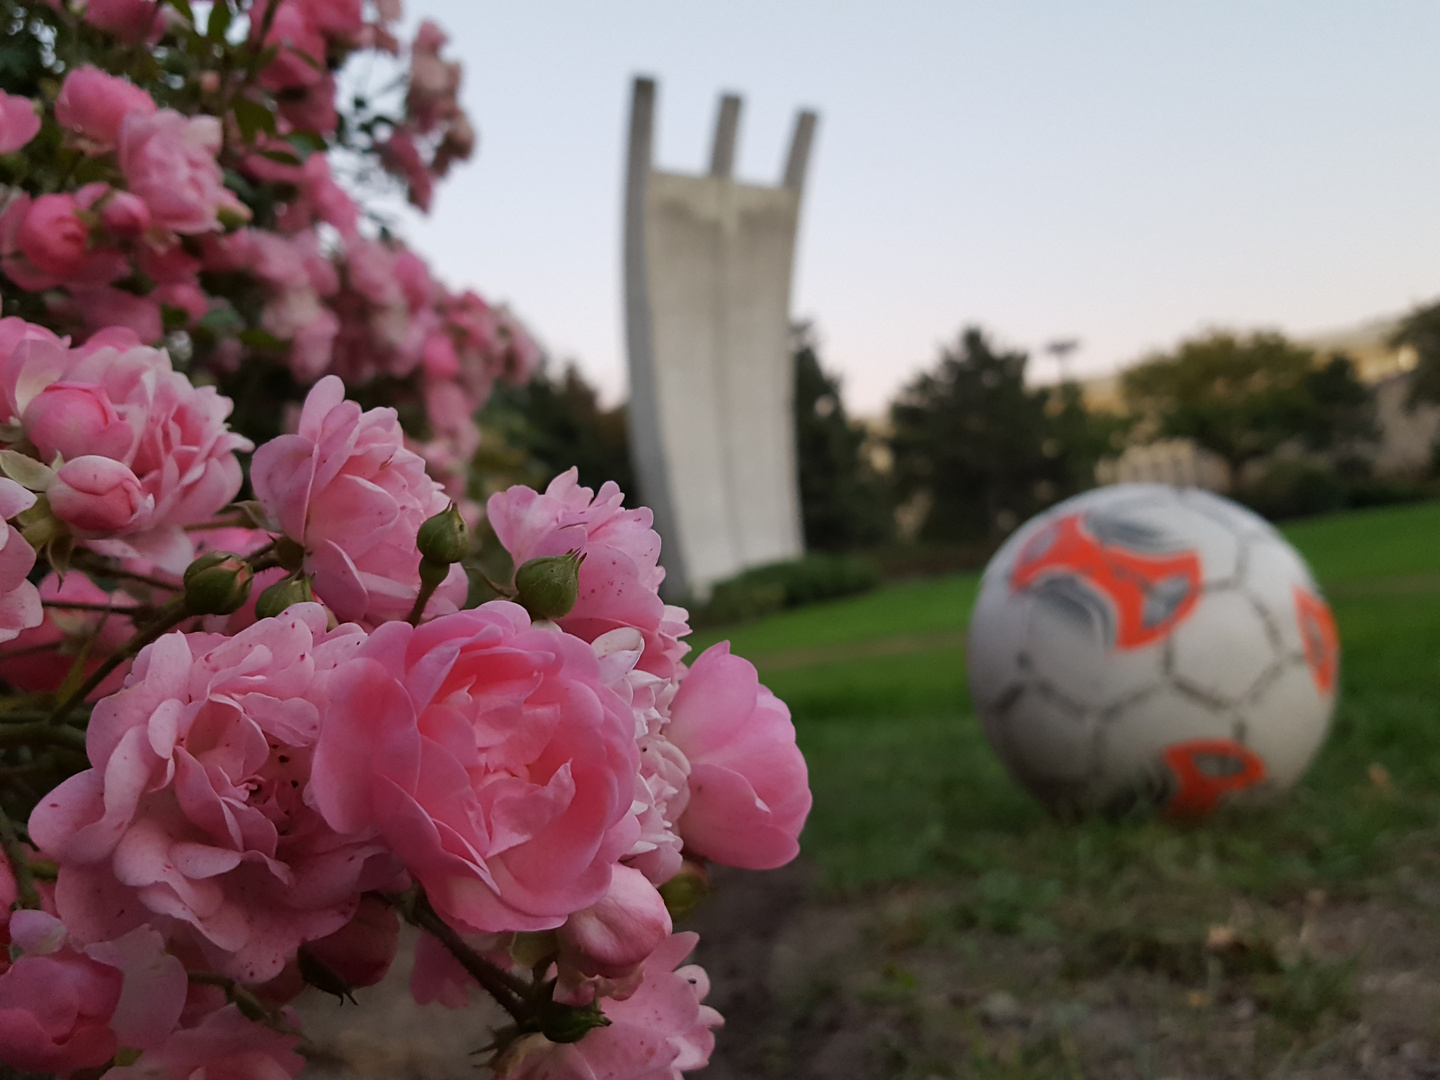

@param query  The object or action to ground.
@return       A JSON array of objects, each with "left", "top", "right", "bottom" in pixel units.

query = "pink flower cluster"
[
  {"left": 0, "top": 8, "right": 810, "bottom": 1078},
  {"left": 251, "top": 375, "right": 469, "bottom": 623},
  {"left": 1, "top": 66, "right": 248, "bottom": 342},
  {"left": 6, "top": 404, "right": 807, "bottom": 1078},
  {"left": 0, "top": 317, "right": 252, "bottom": 571}
]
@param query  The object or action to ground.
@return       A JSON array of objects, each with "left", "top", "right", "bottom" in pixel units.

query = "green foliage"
[
  {"left": 1389, "top": 298, "right": 1440, "bottom": 407},
  {"left": 792, "top": 324, "right": 891, "bottom": 550},
  {"left": 695, "top": 553, "right": 880, "bottom": 628},
  {"left": 888, "top": 327, "right": 1109, "bottom": 543},
  {"left": 1121, "top": 331, "right": 1377, "bottom": 472},
  {"left": 480, "top": 361, "right": 635, "bottom": 500},
  {"left": 701, "top": 499, "right": 1440, "bottom": 899}
]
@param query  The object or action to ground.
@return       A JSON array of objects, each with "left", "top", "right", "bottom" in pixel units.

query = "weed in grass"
[{"left": 1252, "top": 956, "right": 1359, "bottom": 1033}]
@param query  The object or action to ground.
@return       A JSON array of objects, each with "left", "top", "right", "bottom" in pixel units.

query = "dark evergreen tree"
[
  {"left": 481, "top": 361, "right": 635, "bottom": 499},
  {"left": 792, "top": 325, "right": 891, "bottom": 550},
  {"left": 888, "top": 327, "right": 1102, "bottom": 542}
]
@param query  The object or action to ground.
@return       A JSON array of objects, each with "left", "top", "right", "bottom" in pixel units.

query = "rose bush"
[{"left": 0, "top": 4, "right": 809, "bottom": 1077}]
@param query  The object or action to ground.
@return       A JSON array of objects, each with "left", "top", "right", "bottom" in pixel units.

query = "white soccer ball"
[{"left": 967, "top": 483, "right": 1338, "bottom": 818}]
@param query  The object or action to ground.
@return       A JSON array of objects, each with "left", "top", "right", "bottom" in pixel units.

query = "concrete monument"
[{"left": 624, "top": 76, "right": 817, "bottom": 599}]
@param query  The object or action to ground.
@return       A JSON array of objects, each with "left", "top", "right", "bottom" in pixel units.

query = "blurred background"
[{"left": 353, "top": 5, "right": 1440, "bottom": 1077}]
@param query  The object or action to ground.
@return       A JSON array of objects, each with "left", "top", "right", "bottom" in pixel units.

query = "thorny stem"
[
  {"left": 69, "top": 555, "right": 181, "bottom": 593},
  {"left": 183, "top": 516, "right": 249, "bottom": 532},
  {"left": 187, "top": 972, "right": 302, "bottom": 1036},
  {"left": 380, "top": 890, "right": 530, "bottom": 1021},
  {"left": 0, "top": 803, "right": 40, "bottom": 909},
  {"left": 41, "top": 600, "right": 145, "bottom": 615}
]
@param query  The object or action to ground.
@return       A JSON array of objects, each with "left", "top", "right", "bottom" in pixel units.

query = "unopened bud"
[
  {"left": 657, "top": 860, "right": 709, "bottom": 920},
  {"left": 254, "top": 574, "right": 314, "bottom": 620},
  {"left": 182, "top": 551, "right": 253, "bottom": 615},
  {"left": 297, "top": 946, "right": 357, "bottom": 1005},
  {"left": 538, "top": 998, "right": 610, "bottom": 1044},
  {"left": 416, "top": 503, "right": 468, "bottom": 565},
  {"left": 514, "top": 551, "right": 584, "bottom": 621}
]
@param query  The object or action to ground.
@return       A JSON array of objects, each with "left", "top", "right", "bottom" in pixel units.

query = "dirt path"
[{"left": 684, "top": 860, "right": 1440, "bottom": 1080}]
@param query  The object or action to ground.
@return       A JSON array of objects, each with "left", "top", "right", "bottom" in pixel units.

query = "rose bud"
[
  {"left": 47, "top": 456, "right": 147, "bottom": 534},
  {"left": 183, "top": 550, "right": 253, "bottom": 615},
  {"left": 98, "top": 191, "right": 151, "bottom": 239},
  {"left": 17, "top": 194, "right": 89, "bottom": 279},
  {"left": 514, "top": 550, "right": 584, "bottom": 621},
  {"left": 254, "top": 574, "right": 314, "bottom": 620},
  {"left": 416, "top": 502, "right": 468, "bottom": 565}
]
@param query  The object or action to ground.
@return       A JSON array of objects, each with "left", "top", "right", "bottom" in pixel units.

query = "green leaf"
[
  {"left": 286, "top": 132, "right": 327, "bottom": 159},
  {"left": 163, "top": 0, "right": 195, "bottom": 26},
  {"left": 232, "top": 97, "right": 276, "bottom": 143},
  {"left": 206, "top": 0, "right": 233, "bottom": 41},
  {"left": 0, "top": 450, "right": 54, "bottom": 493},
  {"left": 239, "top": 328, "right": 285, "bottom": 351},
  {"left": 258, "top": 147, "right": 301, "bottom": 166}
]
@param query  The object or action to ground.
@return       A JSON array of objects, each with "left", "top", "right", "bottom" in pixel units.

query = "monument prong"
[
  {"left": 625, "top": 78, "right": 816, "bottom": 599},
  {"left": 709, "top": 93, "right": 742, "bottom": 178},
  {"left": 782, "top": 109, "right": 818, "bottom": 190}
]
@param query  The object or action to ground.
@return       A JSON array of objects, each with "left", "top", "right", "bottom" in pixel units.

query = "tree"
[
  {"left": 792, "top": 325, "right": 891, "bottom": 550},
  {"left": 482, "top": 361, "right": 636, "bottom": 499},
  {"left": 888, "top": 327, "right": 1103, "bottom": 542},
  {"left": 1389, "top": 300, "right": 1440, "bottom": 407},
  {"left": 1121, "top": 331, "right": 1375, "bottom": 474}
]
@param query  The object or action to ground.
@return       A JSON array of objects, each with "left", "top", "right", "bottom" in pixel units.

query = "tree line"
[{"left": 483, "top": 312, "right": 1439, "bottom": 553}]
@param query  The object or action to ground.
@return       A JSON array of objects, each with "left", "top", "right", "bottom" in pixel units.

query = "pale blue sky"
[{"left": 397, "top": 2, "right": 1440, "bottom": 413}]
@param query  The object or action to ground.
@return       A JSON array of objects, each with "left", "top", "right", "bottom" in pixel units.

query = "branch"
[
  {"left": 0, "top": 803, "right": 40, "bottom": 909},
  {"left": 381, "top": 890, "right": 529, "bottom": 1020},
  {"left": 49, "top": 597, "right": 188, "bottom": 726}
]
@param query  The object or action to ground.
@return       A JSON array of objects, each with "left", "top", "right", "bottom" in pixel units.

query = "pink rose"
[
  {"left": 380, "top": 132, "right": 434, "bottom": 212},
  {"left": 592, "top": 630, "right": 689, "bottom": 886},
  {"left": 97, "top": 190, "right": 153, "bottom": 238},
  {"left": 251, "top": 375, "right": 466, "bottom": 623},
  {"left": 0, "top": 91, "right": 39, "bottom": 154},
  {"left": 55, "top": 66, "right": 156, "bottom": 150},
  {"left": 106, "top": 1005, "right": 304, "bottom": 1080},
  {"left": 556, "top": 865, "right": 672, "bottom": 1005},
  {"left": 83, "top": 0, "right": 165, "bottom": 43},
  {"left": 295, "top": 0, "right": 364, "bottom": 40},
  {"left": 29, "top": 605, "right": 402, "bottom": 983},
  {"left": 300, "top": 894, "right": 399, "bottom": 992},
  {"left": 24, "top": 382, "right": 133, "bottom": 463},
  {"left": 64, "top": 287, "right": 164, "bottom": 344},
  {"left": 0, "top": 913, "right": 186, "bottom": 1075},
  {"left": 48, "top": 456, "right": 150, "bottom": 534},
  {"left": 313, "top": 603, "right": 641, "bottom": 932},
  {"left": 488, "top": 470, "right": 691, "bottom": 677},
  {"left": 0, "top": 477, "right": 41, "bottom": 644},
  {"left": 120, "top": 110, "right": 248, "bottom": 234},
  {"left": 0, "top": 321, "right": 251, "bottom": 566},
  {"left": 666, "top": 643, "right": 810, "bottom": 870},
  {"left": 496, "top": 933, "right": 722, "bottom": 1080},
  {"left": 253, "top": 1, "right": 328, "bottom": 91},
  {"left": 17, "top": 194, "right": 89, "bottom": 279}
]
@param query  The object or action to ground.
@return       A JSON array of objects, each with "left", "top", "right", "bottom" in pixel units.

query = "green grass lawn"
[{"left": 691, "top": 500, "right": 1440, "bottom": 899}]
